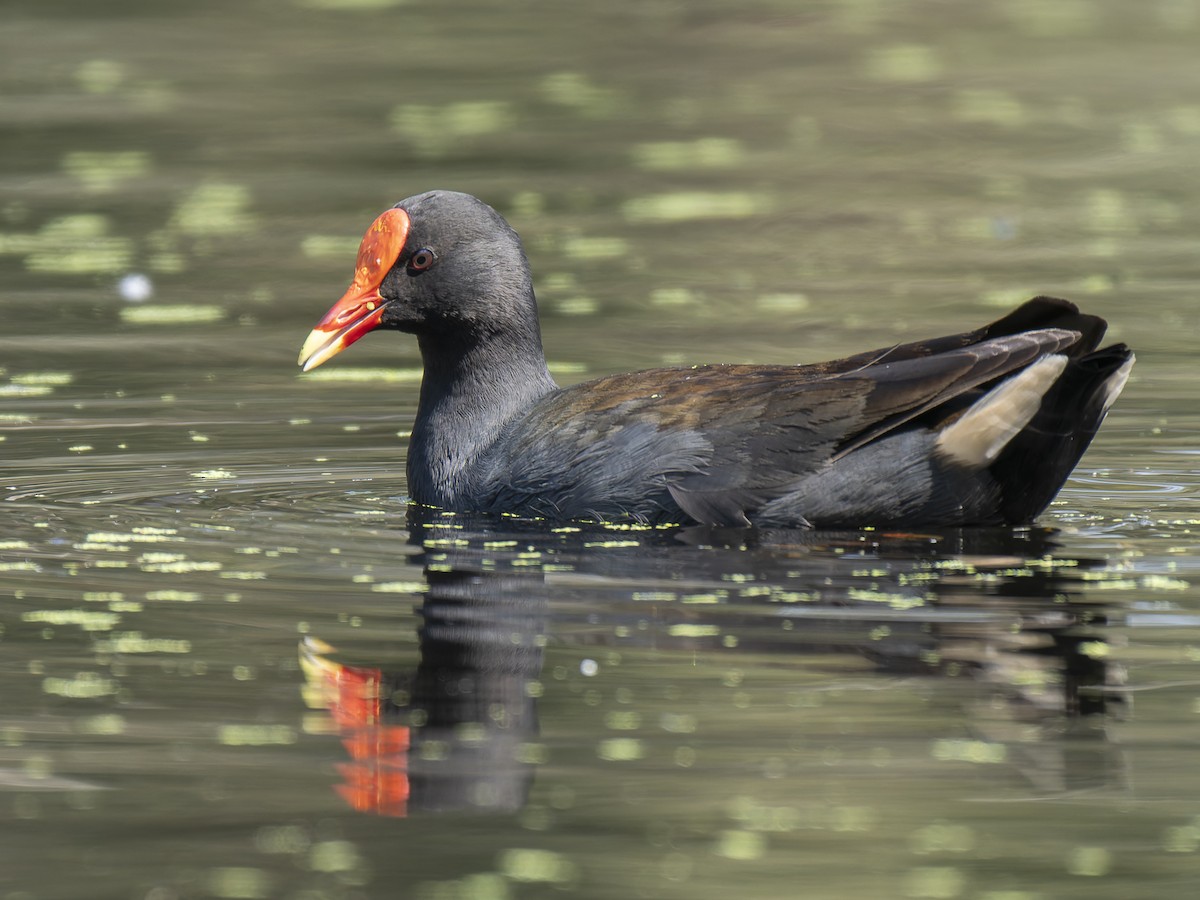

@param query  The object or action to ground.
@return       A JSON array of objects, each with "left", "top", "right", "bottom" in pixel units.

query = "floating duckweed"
[
  {"left": 0, "top": 232, "right": 39, "bottom": 255},
  {"left": 539, "top": 272, "right": 577, "bottom": 296},
  {"left": 150, "top": 253, "right": 185, "bottom": 273},
  {"left": 1121, "top": 122, "right": 1164, "bottom": 155},
  {"left": 309, "top": 840, "right": 365, "bottom": 874},
  {"left": 668, "top": 624, "right": 721, "bottom": 638},
  {"left": 631, "top": 138, "right": 745, "bottom": 171},
  {"left": 1084, "top": 577, "right": 1138, "bottom": 590},
  {"left": 68, "top": 445, "right": 93, "bottom": 453},
  {"left": 371, "top": 581, "right": 426, "bottom": 593},
  {"left": 773, "top": 590, "right": 817, "bottom": 603},
  {"left": 730, "top": 797, "right": 803, "bottom": 832},
  {"left": 300, "top": 235, "right": 362, "bottom": 258},
  {"left": 87, "top": 530, "right": 180, "bottom": 544},
  {"left": 499, "top": 848, "right": 578, "bottom": 884},
  {"left": 931, "top": 738, "right": 1006, "bottom": 764},
  {"left": 120, "top": 304, "right": 226, "bottom": 325},
  {"left": 12, "top": 372, "right": 73, "bottom": 386},
  {"left": 847, "top": 588, "right": 926, "bottom": 610},
  {"left": 94, "top": 633, "right": 192, "bottom": 654},
  {"left": 596, "top": 738, "right": 643, "bottom": 761},
  {"left": 301, "top": 367, "right": 423, "bottom": 382},
  {"left": 622, "top": 192, "right": 772, "bottom": 224},
  {"left": 1170, "top": 105, "right": 1200, "bottom": 134},
  {"left": 1065, "top": 846, "right": 1111, "bottom": 877},
  {"left": 952, "top": 89, "right": 1027, "bottom": 128},
  {"left": 0, "top": 540, "right": 30, "bottom": 550},
  {"left": 23, "top": 754, "right": 53, "bottom": 779},
  {"left": 191, "top": 469, "right": 235, "bottom": 480},
  {"left": 524, "top": 679, "right": 545, "bottom": 698},
  {"left": 681, "top": 592, "right": 723, "bottom": 604},
  {"left": 43, "top": 673, "right": 118, "bottom": 698},
  {"left": 1005, "top": 0, "right": 1095, "bottom": 37},
  {"left": 255, "top": 825, "right": 310, "bottom": 855},
  {"left": 77, "top": 714, "right": 126, "bottom": 735},
  {"left": 556, "top": 297, "right": 598, "bottom": 315},
  {"left": 515, "top": 742, "right": 549, "bottom": 764},
  {"left": 171, "top": 183, "right": 254, "bottom": 236},
  {"left": 632, "top": 591, "right": 676, "bottom": 602},
  {"left": 22, "top": 610, "right": 120, "bottom": 631},
  {"left": 713, "top": 830, "right": 766, "bottom": 861},
  {"left": 981, "top": 288, "right": 1036, "bottom": 308},
  {"left": 447, "top": 100, "right": 514, "bottom": 135},
  {"left": 0, "top": 384, "right": 53, "bottom": 397},
  {"left": 389, "top": 101, "right": 514, "bottom": 157},
  {"left": 424, "top": 538, "right": 469, "bottom": 548},
  {"left": 1082, "top": 189, "right": 1134, "bottom": 234},
  {"left": 660, "top": 713, "right": 696, "bottom": 734},
  {"left": 1163, "top": 824, "right": 1200, "bottom": 853},
  {"left": 756, "top": 293, "right": 809, "bottom": 313},
  {"left": 561, "top": 235, "right": 629, "bottom": 260},
  {"left": 142, "top": 559, "right": 222, "bottom": 574},
  {"left": 145, "top": 590, "right": 202, "bottom": 602},
  {"left": 1142, "top": 574, "right": 1189, "bottom": 591},
  {"left": 912, "top": 822, "right": 976, "bottom": 854},
  {"left": 76, "top": 59, "right": 125, "bottom": 93},
  {"left": 650, "top": 287, "right": 697, "bottom": 308},
  {"left": 540, "top": 71, "right": 620, "bottom": 117},
  {"left": 547, "top": 361, "right": 587, "bottom": 375},
  {"left": 218, "top": 725, "right": 297, "bottom": 746},
  {"left": 864, "top": 44, "right": 943, "bottom": 83},
  {"left": 903, "top": 866, "right": 966, "bottom": 898},
  {"left": 138, "top": 551, "right": 184, "bottom": 564},
  {"left": 604, "top": 711, "right": 641, "bottom": 731},
  {"left": 62, "top": 151, "right": 150, "bottom": 193},
  {"left": 23, "top": 215, "right": 134, "bottom": 274},
  {"left": 207, "top": 867, "right": 273, "bottom": 900}
]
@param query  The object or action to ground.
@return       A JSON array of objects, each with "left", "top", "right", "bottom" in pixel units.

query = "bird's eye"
[{"left": 407, "top": 248, "right": 436, "bottom": 273}]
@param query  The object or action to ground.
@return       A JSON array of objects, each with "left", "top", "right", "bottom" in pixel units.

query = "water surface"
[{"left": 2, "top": 1, "right": 1199, "bottom": 898}]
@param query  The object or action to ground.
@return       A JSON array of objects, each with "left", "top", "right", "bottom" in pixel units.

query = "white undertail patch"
[
  {"left": 936, "top": 354, "right": 1069, "bottom": 469},
  {"left": 1100, "top": 354, "right": 1135, "bottom": 414}
]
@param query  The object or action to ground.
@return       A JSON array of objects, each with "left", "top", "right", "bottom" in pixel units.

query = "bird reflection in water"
[
  {"left": 300, "top": 530, "right": 546, "bottom": 817},
  {"left": 301, "top": 509, "right": 1126, "bottom": 817}
]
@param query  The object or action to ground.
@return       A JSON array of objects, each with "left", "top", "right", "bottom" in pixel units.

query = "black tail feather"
[
  {"left": 991, "top": 343, "right": 1133, "bottom": 523},
  {"left": 982, "top": 296, "right": 1108, "bottom": 357}
]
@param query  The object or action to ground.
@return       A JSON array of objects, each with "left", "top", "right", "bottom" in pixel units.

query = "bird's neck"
[{"left": 407, "top": 329, "right": 557, "bottom": 507}]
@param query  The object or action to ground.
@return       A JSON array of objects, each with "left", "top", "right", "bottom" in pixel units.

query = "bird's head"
[{"left": 298, "top": 190, "right": 537, "bottom": 371}]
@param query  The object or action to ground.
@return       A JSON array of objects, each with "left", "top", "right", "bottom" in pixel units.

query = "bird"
[{"left": 298, "top": 190, "right": 1133, "bottom": 529}]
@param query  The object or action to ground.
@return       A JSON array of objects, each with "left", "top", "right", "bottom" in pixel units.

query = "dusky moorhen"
[{"left": 298, "top": 190, "right": 1133, "bottom": 528}]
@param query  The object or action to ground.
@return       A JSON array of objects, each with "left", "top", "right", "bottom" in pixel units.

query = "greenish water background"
[{"left": 1, "top": 1, "right": 1198, "bottom": 898}]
